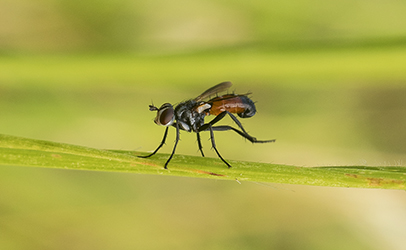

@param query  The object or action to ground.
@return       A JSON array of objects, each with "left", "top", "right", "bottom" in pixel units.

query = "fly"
[{"left": 138, "top": 81, "right": 275, "bottom": 169}]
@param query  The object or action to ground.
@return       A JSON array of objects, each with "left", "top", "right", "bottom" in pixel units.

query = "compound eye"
[{"left": 155, "top": 103, "right": 175, "bottom": 126}]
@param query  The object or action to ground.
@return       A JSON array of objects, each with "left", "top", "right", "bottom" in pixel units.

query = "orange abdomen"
[{"left": 208, "top": 94, "right": 256, "bottom": 118}]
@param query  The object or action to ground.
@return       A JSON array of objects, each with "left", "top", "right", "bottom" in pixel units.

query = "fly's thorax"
[
  {"left": 174, "top": 100, "right": 206, "bottom": 132},
  {"left": 195, "top": 102, "right": 211, "bottom": 114}
]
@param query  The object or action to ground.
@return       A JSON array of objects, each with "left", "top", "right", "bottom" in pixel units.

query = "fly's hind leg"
[
  {"left": 211, "top": 125, "right": 275, "bottom": 143},
  {"left": 199, "top": 111, "right": 274, "bottom": 143}
]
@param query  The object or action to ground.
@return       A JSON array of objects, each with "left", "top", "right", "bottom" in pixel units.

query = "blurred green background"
[{"left": 1, "top": 0, "right": 406, "bottom": 249}]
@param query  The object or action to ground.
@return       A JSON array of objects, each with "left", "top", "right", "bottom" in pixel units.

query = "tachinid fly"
[{"left": 139, "top": 81, "right": 275, "bottom": 169}]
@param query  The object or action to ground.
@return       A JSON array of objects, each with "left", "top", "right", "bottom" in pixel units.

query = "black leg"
[
  {"left": 198, "top": 111, "right": 275, "bottom": 143},
  {"left": 196, "top": 132, "right": 205, "bottom": 157},
  {"left": 199, "top": 111, "right": 248, "bottom": 135},
  {"left": 212, "top": 125, "right": 275, "bottom": 143},
  {"left": 224, "top": 111, "right": 250, "bottom": 135},
  {"left": 209, "top": 124, "right": 232, "bottom": 168},
  {"left": 138, "top": 126, "right": 169, "bottom": 158},
  {"left": 198, "top": 111, "right": 227, "bottom": 131},
  {"left": 164, "top": 122, "right": 180, "bottom": 169}
]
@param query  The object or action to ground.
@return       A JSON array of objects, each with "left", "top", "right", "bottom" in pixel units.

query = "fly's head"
[{"left": 149, "top": 103, "right": 175, "bottom": 126}]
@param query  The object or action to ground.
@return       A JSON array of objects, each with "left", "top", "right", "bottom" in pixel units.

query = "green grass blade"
[{"left": 0, "top": 134, "right": 405, "bottom": 190}]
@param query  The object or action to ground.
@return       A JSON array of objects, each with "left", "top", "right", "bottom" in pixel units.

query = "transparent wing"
[{"left": 194, "top": 81, "right": 232, "bottom": 102}]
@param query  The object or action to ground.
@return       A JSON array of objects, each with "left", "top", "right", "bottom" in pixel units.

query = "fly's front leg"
[
  {"left": 164, "top": 122, "right": 180, "bottom": 169},
  {"left": 138, "top": 126, "right": 169, "bottom": 158}
]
